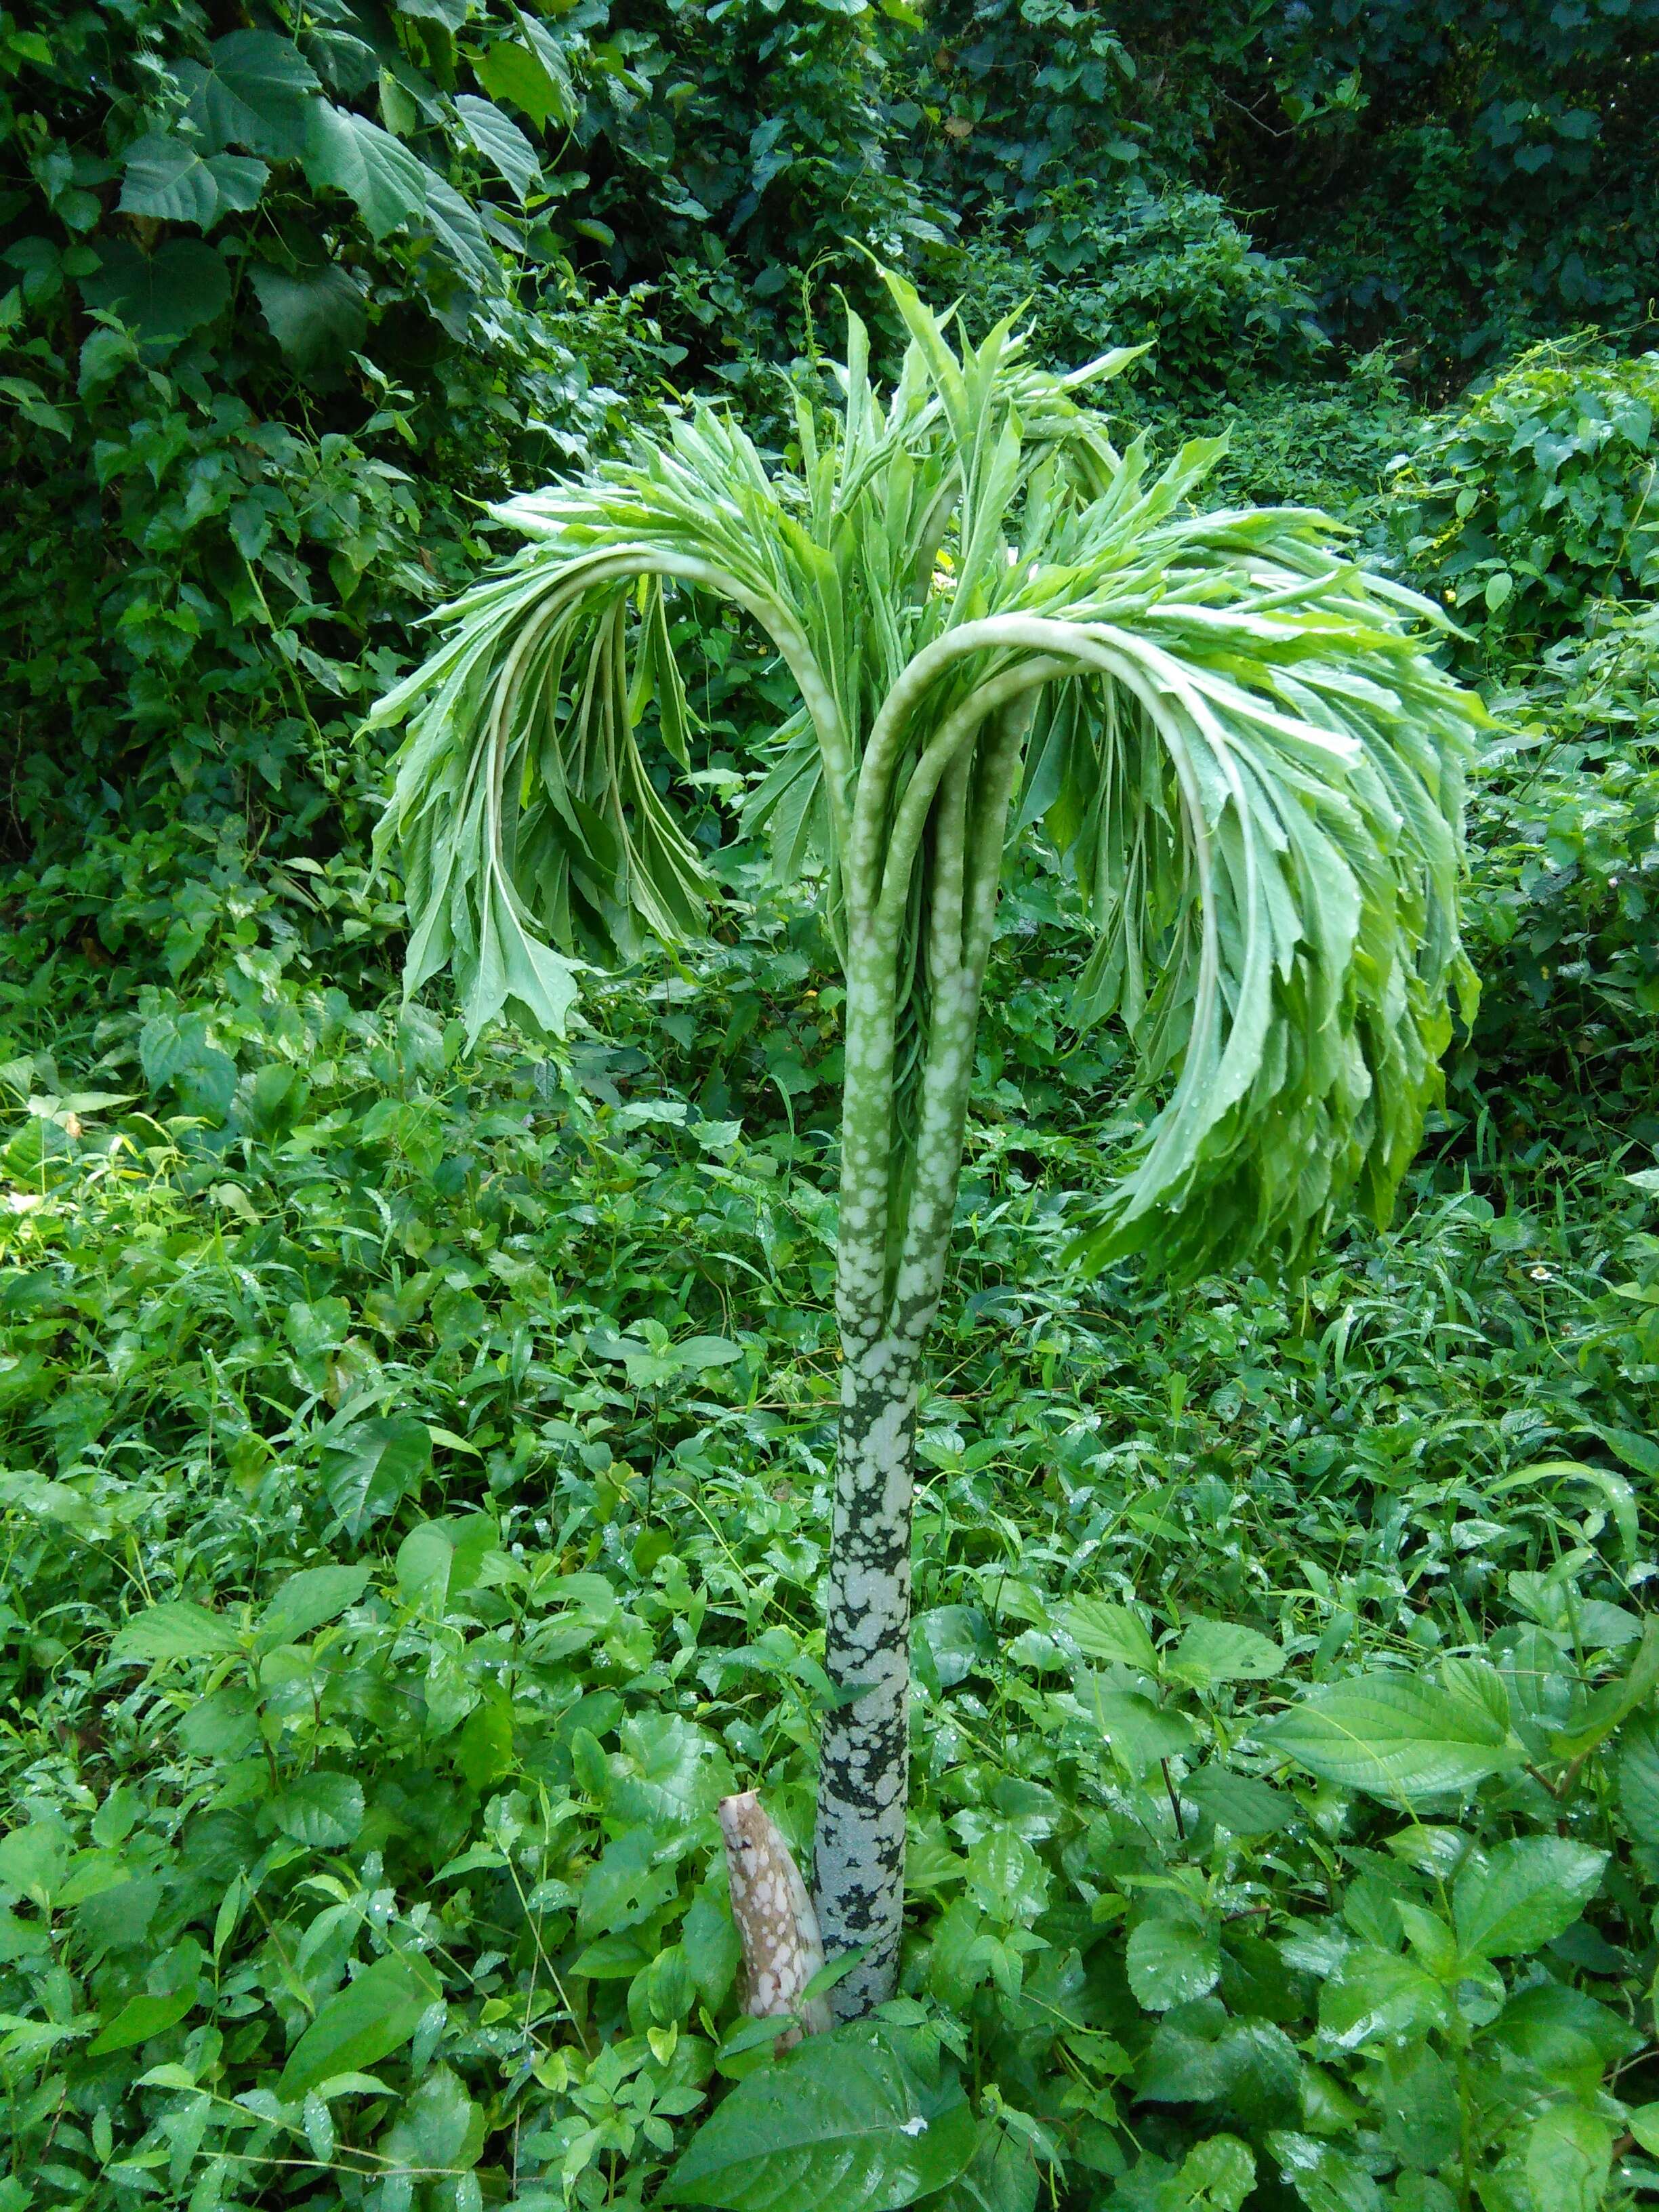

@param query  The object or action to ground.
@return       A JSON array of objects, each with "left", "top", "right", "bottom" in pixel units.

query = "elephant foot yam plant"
[{"left": 373, "top": 275, "right": 1481, "bottom": 2018}]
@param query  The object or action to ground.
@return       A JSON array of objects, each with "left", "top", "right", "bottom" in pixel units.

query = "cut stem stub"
[{"left": 718, "top": 1790, "right": 834, "bottom": 2045}]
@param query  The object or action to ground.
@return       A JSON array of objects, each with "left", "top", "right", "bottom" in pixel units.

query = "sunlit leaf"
[
  {"left": 665, "top": 2025, "right": 977, "bottom": 2211},
  {"left": 1267, "top": 1672, "right": 1523, "bottom": 1802}
]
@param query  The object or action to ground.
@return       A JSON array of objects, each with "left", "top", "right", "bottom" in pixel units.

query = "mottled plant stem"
[
  {"left": 813, "top": 899, "right": 915, "bottom": 2011},
  {"left": 813, "top": 701, "right": 1031, "bottom": 2015}
]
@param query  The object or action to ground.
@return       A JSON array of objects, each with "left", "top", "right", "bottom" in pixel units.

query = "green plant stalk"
[{"left": 815, "top": 695, "right": 1031, "bottom": 2010}]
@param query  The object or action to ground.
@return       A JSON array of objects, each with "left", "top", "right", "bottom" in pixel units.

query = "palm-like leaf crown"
[{"left": 372, "top": 276, "right": 1481, "bottom": 1277}]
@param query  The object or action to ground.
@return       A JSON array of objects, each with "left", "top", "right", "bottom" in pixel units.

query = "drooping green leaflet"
[{"left": 372, "top": 276, "right": 1479, "bottom": 2013}]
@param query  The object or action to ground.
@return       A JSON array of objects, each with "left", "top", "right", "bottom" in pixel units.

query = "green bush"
[
  {"left": 947, "top": 186, "right": 1326, "bottom": 398},
  {"left": 1221, "top": 4, "right": 1659, "bottom": 376},
  {"left": 900, "top": 1, "right": 1659, "bottom": 381},
  {"left": 1398, "top": 337, "right": 1659, "bottom": 649},
  {"left": 0, "top": 0, "right": 686, "bottom": 866},
  {"left": 1460, "top": 602, "right": 1659, "bottom": 1122},
  {"left": 1163, "top": 350, "right": 1417, "bottom": 541}
]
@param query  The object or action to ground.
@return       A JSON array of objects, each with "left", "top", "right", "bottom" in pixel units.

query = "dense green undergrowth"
[{"left": 5, "top": 647, "right": 1659, "bottom": 2211}]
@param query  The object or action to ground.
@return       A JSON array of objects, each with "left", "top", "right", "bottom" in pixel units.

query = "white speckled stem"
[
  {"left": 813, "top": 1321, "right": 924, "bottom": 2018},
  {"left": 811, "top": 701, "right": 1035, "bottom": 2018}
]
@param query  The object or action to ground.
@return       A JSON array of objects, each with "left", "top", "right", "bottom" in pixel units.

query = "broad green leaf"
[
  {"left": 0, "top": 373, "right": 69, "bottom": 437},
  {"left": 178, "top": 1685, "right": 258, "bottom": 1761},
  {"left": 471, "top": 36, "right": 569, "bottom": 128},
  {"left": 964, "top": 1827, "right": 1048, "bottom": 1923},
  {"left": 1126, "top": 1917, "right": 1220, "bottom": 2010},
  {"left": 916, "top": 2123, "right": 1035, "bottom": 2212},
  {"left": 664, "top": 2025, "right": 978, "bottom": 2211},
  {"left": 241, "top": 1061, "right": 310, "bottom": 1139},
  {"left": 302, "top": 104, "right": 429, "bottom": 239},
  {"left": 914, "top": 1605, "right": 996, "bottom": 1688},
  {"left": 110, "top": 1600, "right": 245, "bottom": 1664},
  {"left": 396, "top": 1521, "right": 457, "bottom": 1611},
  {"left": 398, "top": 0, "right": 472, "bottom": 25},
  {"left": 1317, "top": 1949, "right": 1448, "bottom": 2051},
  {"left": 272, "top": 1771, "right": 366, "bottom": 1847},
  {"left": 178, "top": 30, "right": 321, "bottom": 158},
  {"left": 1523, "top": 2105, "right": 1612, "bottom": 2212},
  {"left": 682, "top": 1889, "right": 741, "bottom": 2008},
  {"left": 383, "top": 2065, "right": 484, "bottom": 2173},
  {"left": 1266, "top": 1673, "right": 1522, "bottom": 1802},
  {"left": 1629, "top": 2103, "right": 1659, "bottom": 2157},
  {"left": 695, "top": 1118, "right": 744, "bottom": 1151},
  {"left": 453, "top": 93, "right": 541, "bottom": 201},
  {"left": 1166, "top": 1617, "right": 1285, "bottom": 1689},
  {"left": 575, "top": 1828, "right": 678, "bottom": 1940},
  {"left": 323, "top": 1416, "right": 432, "bottom": 1537},
  {"left": 676, "top": 1334, "right": 745, "bottom": 1371},
  {"left": 911, "top": 1805, "right": 973, "bottom": 1893},
  {"left": 1576, "top": 1600, "right": 1645, "bottom": 1648},
  {"left": 546, "top": 1572, "right": 621, "bottom": 1624},
  {"left": 1267, "top": 2131, "right": 1382, "bottom": 2212},
  {"left": 119, "top": 134, "right": 268, "bottom": 226},
  {"left": 1177, "top": 2137, "right": 1255, "bottom": 2212},
  {"left": 87, "top": 1988, "right": 195, "bottom": 2056},
  {"left": 609, "top": 1713, "right": 733, "bottom": 1832},
  {"left": 1385, "top": 1825, "right": 1476, "bottom": 1881},
  {"left": 1140, "top": 2015, "right": 1278, "bottom": 2110},
  {"left": 1451, "top": 1837, "right": 1605, "bottom": 1959},
  {"left": 303, "top": 2090, "right": 333, "bottom": 2163},
  {"left": 0, "top": 1820, "right": 70, "bottom": 1906},
  {"left": 1620, "top": 1719, "right": 1659, "bottom": 1842},
  {"left": 1076, "top": 1677, "right": 1197, "bottom": 1778},
  {"left": 79, "top": 239, "right": 230, "bottom": 346},
  {"left": 1057, "top": 1597, "right": 1157, "bottom": 1671},
  {"left": 1599, "top": 1424, "right": 1659, "bottom": 1478},
  {"left": 455, "top": 1692, "right": 512, "bottom": 1789},
  {"left": 249, "top": 260, "right": 365, "bottom": 367},
  {"left": 277, "top": 1950, "right": 441, "bottom": 2100},
  {"left": 77, "top": 324, "right": 134, "bottom": 393},
  {"left": 514, "top": 9, "right": 581, "bottom": 124},
  {"left": 1393, "top": 1901, "right": 1458, "bottom": 1978},
  {"left": 258, "top": 1564, "right": 369, "bottom": 1647},
  {"left": 1435, "top": 1655, "right": 1513, "bottom": 1734},
  {"left": 1184, "top": 1765, "right": 1296, "bottom": 1836},
  {"left": 422, "top": 172, "right": 495, "bottom": 283},
  {"left": 1488, "top": 1980, "right": 1641, "bottom": 2078},
  {"left": 924, "top": 2125, "right": 1037, "bottom": 2212}
]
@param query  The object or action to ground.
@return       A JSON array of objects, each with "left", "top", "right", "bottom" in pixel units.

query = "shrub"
[
  {"left": 1398, "top": 337, "right": 1659, "bottom": 650},
  {"left": 947, "top": 186, "right": 1326, "bottom": 398},
  {"left": 900, "top": 0, "right": 1659, "bottom": 379},
  {"left": 1461, "top": 600, "right": 1659, "bottom": 1120},
  {"left": 1166, "top": 350, "right": 1417, "bottom": 544},
  {"left": 0, "top": 0, "right": 680, "bottom": 866}
]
